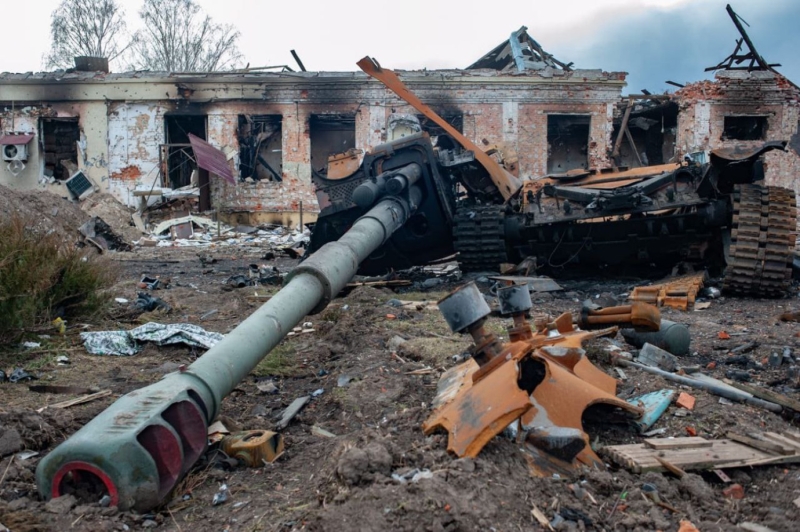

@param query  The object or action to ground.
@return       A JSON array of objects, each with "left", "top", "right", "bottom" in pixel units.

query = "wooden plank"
[
  {"left": 602, "top": 439, "right": 784, "bottom": 473},
  {"left": 644, "top": 437, "right": 711, "bottom": 450},
  {"left": 762, "top": 432, "right": 800, "bottom": 452},
  {"left": 727, "top": 432, "right": 794, "bottom": 455},
  {"left": 655, "top": 456, "right": 686, "bottom": 478},
  {"left": 36, "top": 390, "right": 112, "bottom": 413},
  {"left": 723, "top": 380, "right": 800, "bottom": 412},
  {"left": 782, "top": 430, "right": 800, "bottom": 444}
]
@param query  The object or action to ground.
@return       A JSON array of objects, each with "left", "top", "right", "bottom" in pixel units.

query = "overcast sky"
[{"left": 2, "top": 0, "right": 797, "bottom": 93}]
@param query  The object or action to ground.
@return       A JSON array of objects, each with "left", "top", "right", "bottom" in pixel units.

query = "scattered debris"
[
  {"left": 29, "top": 385, "right": 94, "bottom": 395},
  {"left": 629, "top": 272, "right": 706, "bottom": 310},
  {"left": 676, "top": 392, "right": 696, "bottom": 410},
  {"left": 391, "top": 468, "right": 433, "bottom": 484},
  {"left": 311, "top": 426, "right": 336, "bottom": 438},
  {"left": 276, "top": 396, "right": 311, "bottom": 430},
  {"left": 628, "top": 389, "right": 675, "bottom": 431},
  {"left": 221, "top": 430, "right": 284, "bottom": 466},
  {"left": 604, "top": 431, "right": 800, "bottom": 473},
  {"left": 256, "top": 380, "right": 278, "bottom": 394},
  {"left": 135, "top": 292, "right": 172, "bottom": 313},
  {"left": 488, "top": 275, "right": 562, "bottom": 293},
  {"left": 636, "top": 343, "right": 679, "bottom": 371},
  {"left": 78, "top": 216, "right": 132, "bottom": 252},
  {"left": 211, "top": 484, "right": 229, "bottom": 506},
  {"left": 425, "top": 282, "right": 642, "bottom": 472},
  {"left": 723, "top": 483, "right": 745, "bottom": 499},
  {"left": 36, "top": 390, "right": 112, "bottom": 413},
  {"left": 621, "top": 319, "right": 691, "bottom": 356},
  {"left": 80, "top": 322, "right": 224, "bottom": 355},
  {"left": 6, "top": 368, "right": 36, "bottom": 383}
]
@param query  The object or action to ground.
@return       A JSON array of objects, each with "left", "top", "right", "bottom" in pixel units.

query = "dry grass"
[{"left": 0, "top": 214, "right": 117, "bottom": 345}]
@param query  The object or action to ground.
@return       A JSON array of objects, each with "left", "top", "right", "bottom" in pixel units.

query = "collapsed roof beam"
[{"left": 705, "top": 4, "right": 781, "bottom": 72}]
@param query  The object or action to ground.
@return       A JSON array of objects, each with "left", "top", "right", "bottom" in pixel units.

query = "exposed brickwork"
[{"left": 675, "top": 71, "right": 800, "bottom": 196}]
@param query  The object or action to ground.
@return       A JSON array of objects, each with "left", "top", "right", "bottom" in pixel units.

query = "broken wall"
[
  {"left": 676, "top": 70, "right": 800, "bottom": 194},
  {"left": 0, "top": 102, "right": 108, "bottom": 198},
  {"left": 0, "top": 68, "right": 625, "bottom": 214}
]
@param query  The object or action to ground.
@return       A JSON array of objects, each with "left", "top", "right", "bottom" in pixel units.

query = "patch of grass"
[
  {"left": 253, "top": 342, "right": 301, "bottom": 377},
  {"left": 0, "top": 214, "right": 117, "bottom": 345}
]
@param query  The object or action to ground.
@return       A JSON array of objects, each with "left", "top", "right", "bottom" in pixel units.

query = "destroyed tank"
[{"left": 309, "top": 58, "right": 798, "bottom": 297}]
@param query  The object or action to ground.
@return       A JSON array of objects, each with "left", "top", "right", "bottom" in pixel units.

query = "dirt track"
[{"left": 1, "top": 244, "right": 799, "bottom": 532}]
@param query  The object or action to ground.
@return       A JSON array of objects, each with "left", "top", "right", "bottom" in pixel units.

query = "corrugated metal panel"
[
  {"left": 0, "top": 133, "right": 34, "bottom": 145},
  {"left": 188, "top": 133, "right": 235, "bottom": 184}
]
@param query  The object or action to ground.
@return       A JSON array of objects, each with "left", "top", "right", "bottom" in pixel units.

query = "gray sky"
[{"left": 2, "top": 0, "right": 797, "bottom": 94}]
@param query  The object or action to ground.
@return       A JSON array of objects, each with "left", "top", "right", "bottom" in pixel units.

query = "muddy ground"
[{"left": 1, "top": 241, "right": 799, "bottom": 532}]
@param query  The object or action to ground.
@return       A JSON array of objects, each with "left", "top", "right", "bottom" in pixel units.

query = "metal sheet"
[
  {"left": 357, "top": 57, "right": 522, "bottom": 201},
  {"left": 188, "top": 133, "right": 235, "bottom": 185},
  {"left": 0, "top": 133, "right": 34, "bottom": 145}
]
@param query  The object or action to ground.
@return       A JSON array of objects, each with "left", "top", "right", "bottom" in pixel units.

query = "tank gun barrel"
[{"left": 36, "top": 189, "right": 420, "bottom": 511}]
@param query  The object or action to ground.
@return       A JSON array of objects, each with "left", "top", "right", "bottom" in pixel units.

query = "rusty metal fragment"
[
  {"left": 629, "top": 272, "right": 705, "bottom": 310},
  {"left": 357, "top": 57, "right": 522, "bottom": 201},
  {"left": 425, "top": 282, "right": 645, "bottom": 474},
  {"left": 579, "top": 301, "right": 661, "bottom": 331}
]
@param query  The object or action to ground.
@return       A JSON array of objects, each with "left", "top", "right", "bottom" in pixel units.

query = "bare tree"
[
  {"left": 45, "top": 0, "right": 133, "bottom": 70},
  {"left": 134, "top": 0, "right": 242, "bottom": 72}
]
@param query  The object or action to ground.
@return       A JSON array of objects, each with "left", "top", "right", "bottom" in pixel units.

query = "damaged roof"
[
  {"left": 0, "top": 67, "right": 622, "bottom": 85},
  {"left": 467, "top": 26, "right": 573, "bottom": 72}
]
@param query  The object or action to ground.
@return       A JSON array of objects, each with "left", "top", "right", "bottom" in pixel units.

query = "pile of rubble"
[{"left": 135, "top": 214, "right": 310, "bottom": 254}]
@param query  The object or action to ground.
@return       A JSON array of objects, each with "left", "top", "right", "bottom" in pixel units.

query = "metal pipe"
[
  {"left": 36, "top": 191, "right": 419, "bottom": 511},
  {"left": 385, "top": 163, "right": 421, "bottom": 195},
  {"left": 617, "top": 359, "right": 782, "bottom": 413}
]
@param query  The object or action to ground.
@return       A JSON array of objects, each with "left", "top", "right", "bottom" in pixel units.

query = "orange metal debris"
[
  {"left": 425, "top": 289, "right": 646, "bottom": 475},
  {"left": 357, "top": 57, "right": 521, "bottom": 201},
  {"left": 326, "top": 149, "right": 363, "bottom": 179},
  {"left": 629, "top": 272, "right": 706, "bottom": 311},
  {"left": 579, "top": 302, "right": 661, "bottom": 331},
  {"left": 718, "top": 331, "right": 731, "bottom": 340}
]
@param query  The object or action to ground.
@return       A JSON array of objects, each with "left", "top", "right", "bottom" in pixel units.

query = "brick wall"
[{"left": 676, "top": 71, "right": 800, "bottom": 195}]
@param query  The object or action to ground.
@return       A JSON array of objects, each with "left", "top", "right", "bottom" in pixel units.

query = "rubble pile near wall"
[
  {"left": 0, "top": 184, "right": 91, "bottom": 242},
  {"left": 0, "top": 184, "right": 134, "bottom": 252},
  {"left": 80, "top": 193, "right": 142, "bottom": 244},
  {"left": 137, "top": 215, "right": 310, "bottom": 252}
]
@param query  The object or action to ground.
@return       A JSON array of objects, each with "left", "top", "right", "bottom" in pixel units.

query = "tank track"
[
  {"left": 723, "top": 184, "right": 797, "bottom": 297},
  {"left": 453, "top": 205, "right": 508, "bottom": 272}
]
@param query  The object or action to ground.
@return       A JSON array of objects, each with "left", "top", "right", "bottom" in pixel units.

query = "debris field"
[{"left": 0, "top": 186, "right": 799, "bottom": 531}]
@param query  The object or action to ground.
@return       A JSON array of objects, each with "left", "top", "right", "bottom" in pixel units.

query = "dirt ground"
[{"left": 1, "top": 240, "right": 799, "bottom": 532}]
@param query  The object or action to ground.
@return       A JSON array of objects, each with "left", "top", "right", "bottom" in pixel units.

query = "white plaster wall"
[{"left": 107, "top": 102, "right": 169, "bottom": 206}]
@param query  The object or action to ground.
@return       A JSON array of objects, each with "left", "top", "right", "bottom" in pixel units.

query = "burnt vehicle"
[{"left": 309, "top": 58, "right": 797, "bottom": 297}]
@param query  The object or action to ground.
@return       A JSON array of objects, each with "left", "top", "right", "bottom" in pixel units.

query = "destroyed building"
[
  {"left": 0, "top": 28, "right": 623, "bottom": 225},
  {"left": 0, "top": 26, "right": 798, "bottom": 224}
]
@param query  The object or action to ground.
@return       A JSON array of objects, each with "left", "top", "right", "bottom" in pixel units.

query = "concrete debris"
[
  {"left": 637, "top": 343, "right": 679, "bottom": 372},
  {"left": 141, "top": 216, "right": 311, "bottom": 251}
]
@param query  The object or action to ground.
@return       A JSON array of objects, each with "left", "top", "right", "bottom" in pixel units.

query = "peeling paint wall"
[{"left": 107, "top": 102, "right": 172, "bottom": 205}]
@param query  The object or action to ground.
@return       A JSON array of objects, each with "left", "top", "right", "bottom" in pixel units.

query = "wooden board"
[
  {"left": 644, "top": 437, "right": 711, "bottom": 450},
  {"left": 603, "top": 432, "right": 800, "bottom": 473},
  {"left": 727, "top": 432, "right": 795, "bottom": 455},
  {"left": 723, "top": 380, "right": 800, "bottom": 413}
]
